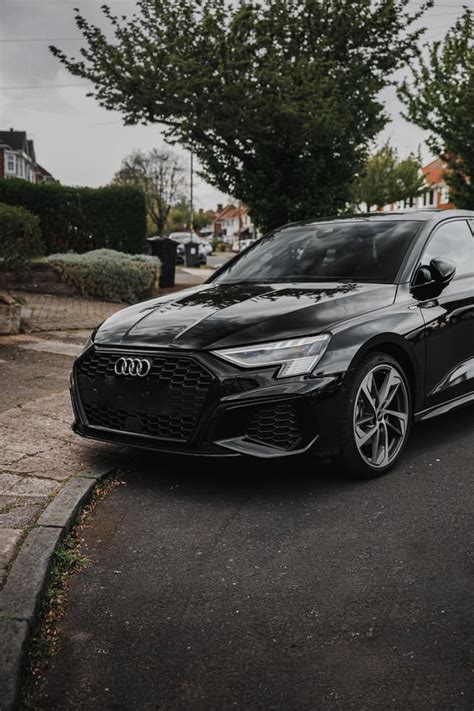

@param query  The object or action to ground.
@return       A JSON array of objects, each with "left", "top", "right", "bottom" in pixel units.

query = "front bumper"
[{"left": 70, "top": 345, "right": 344, "bottom": 458}]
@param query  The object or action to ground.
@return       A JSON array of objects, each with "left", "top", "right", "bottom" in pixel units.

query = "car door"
[{"left": 417, "top": 219, "right": 474, "bottom": 412}]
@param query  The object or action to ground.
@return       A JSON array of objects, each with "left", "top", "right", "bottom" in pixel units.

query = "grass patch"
[{"left": 21, "top": 475, "right": 119, "bottom": 709}]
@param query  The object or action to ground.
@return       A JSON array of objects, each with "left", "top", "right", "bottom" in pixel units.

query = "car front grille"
[
  {"left": 75, "top": 349, "right": 214, "bottom": 442},
  {"left": 246, "top": 403, "right": 302, "bottom": 450}
]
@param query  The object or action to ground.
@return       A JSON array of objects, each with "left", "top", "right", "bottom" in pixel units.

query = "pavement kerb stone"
[
  {"left": 0, "top": 620, "right": 29, "bottom": 711},
  {"left": 0, "top": 464, "right": 115, "bottom": 711},
  {"left": 36, "top": 475, "right": 102, "bottom": 529}
]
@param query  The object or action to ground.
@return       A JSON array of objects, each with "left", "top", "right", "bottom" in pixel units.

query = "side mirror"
[
  {"left": 412, "top": 257, "right": 456, "bottom": 301},
  {"left": 429, "top": 257, "right": 456, "bottom": 286}
]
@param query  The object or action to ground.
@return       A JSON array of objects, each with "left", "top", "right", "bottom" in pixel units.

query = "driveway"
[{"left": 36, "top": 405, "right": 473, "bottom": 710}]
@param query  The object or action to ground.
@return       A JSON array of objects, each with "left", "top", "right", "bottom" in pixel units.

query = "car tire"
[{"left": 337, "top": 352, "right": 412, "bottom": 479}]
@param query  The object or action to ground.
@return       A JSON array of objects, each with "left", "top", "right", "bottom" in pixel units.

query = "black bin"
[
  {"left": 185, "top": 241, "right": 200, "bottom": 267},
  {"left": 147, "top": 237, "right": 177, "bottom": 288}
]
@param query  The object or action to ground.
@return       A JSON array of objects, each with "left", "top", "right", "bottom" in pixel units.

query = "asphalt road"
[{"left": 39, "top": 405, "right": 473, "bottom": 711}]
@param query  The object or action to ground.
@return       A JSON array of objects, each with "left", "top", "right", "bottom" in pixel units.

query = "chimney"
[{"left": 217, "top": 203, "right": 223, "bottom": 213}]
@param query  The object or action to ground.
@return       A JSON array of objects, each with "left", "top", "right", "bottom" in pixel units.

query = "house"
[
  {"left": 213, "top": 203, "right": 257, "bottom": 243},
  {"left": 0, "top": 129, "right": 57, "bottom": 184},
  {"left": 418, "top": 158, "right": 454, "bottom": 209},
  {"left": 380, "top": 158, "right": 453, "bottom": 212},
  {"left": 35, "top": 162, "right": 57, "bottom": 185}
]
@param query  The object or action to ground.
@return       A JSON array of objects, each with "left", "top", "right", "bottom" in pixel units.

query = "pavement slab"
[
  {"left": 0, "top": 496, "right": 45, "bottom": 529},
  {"left": 0, "top": 344, "right": 73, "bottom": 412},
  {"left": 0, "top": 473, "right": 58, "bottom": 498}
]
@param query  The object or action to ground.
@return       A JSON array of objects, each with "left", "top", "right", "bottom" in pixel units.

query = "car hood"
[{"left": 94, "top": 281, "right": 397, "bottom": 350}]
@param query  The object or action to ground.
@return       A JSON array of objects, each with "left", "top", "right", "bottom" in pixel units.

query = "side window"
[{"left": 422, "top": 220, "right": 474, "bottom": 278}]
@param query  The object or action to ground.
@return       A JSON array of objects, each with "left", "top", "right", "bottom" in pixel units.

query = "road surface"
[{"left": 38, "top": 405, "right": 473, "bottom": 710}]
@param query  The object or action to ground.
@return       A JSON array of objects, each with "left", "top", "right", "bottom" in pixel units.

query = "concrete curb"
[{"left": 0, "top": 466, "right": 115, "bottom": 711}]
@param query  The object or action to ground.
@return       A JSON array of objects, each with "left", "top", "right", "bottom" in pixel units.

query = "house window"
[
  {"left": 7, "top": 155, "right": 15, "bottom": 173},
  {"left": 440, "top": 185, "right": 450, "bottom": 204},
  {"left": 428, "top": 189, "right": 435, "bottom": 206}
]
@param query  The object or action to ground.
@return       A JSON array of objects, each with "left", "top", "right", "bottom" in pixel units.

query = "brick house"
[
  {"left": 380, "top": 158, "right": 453, "bottom": 212},
  {"left": 0, "top": 129, "right": 57, "bottom": 184}
]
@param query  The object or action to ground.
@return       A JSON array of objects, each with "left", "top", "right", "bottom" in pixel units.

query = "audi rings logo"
[{"left": 114, "top": 357, "right": 152, "bottom": 377}]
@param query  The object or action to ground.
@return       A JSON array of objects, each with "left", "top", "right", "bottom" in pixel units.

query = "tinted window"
[
  {"left": 422, "top": 220, "right": 474, "bottom": 278},
  {"left": 215, "top": 221, "right": 421, "bottom": 284}
]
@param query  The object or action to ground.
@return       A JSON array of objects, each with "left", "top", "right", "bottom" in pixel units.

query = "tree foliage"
[
  {"left": 0, "top": 202, "right": 44, "bottom": 270},
  {"left": 167, "top": 199, "right": 213, "bottom": 233},
  {"left": 0, "top": 179, "right": 147, "bottom": 254},
  {"left": 399, "top": 9, "right": 474, "bottom": 209},
  {"left": 112, "top": 149, "right": 186, "bottom": 236},
  {"left": 51, "top": 0, "right": 431, "bottom": 232},
  {"left": 353, "top": 145, "right": 426, "bottom": 211}
]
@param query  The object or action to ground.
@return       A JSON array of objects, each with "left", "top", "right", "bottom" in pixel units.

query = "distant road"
[{"left": 208, "top": 252, "right": 234, "bottom": 269}]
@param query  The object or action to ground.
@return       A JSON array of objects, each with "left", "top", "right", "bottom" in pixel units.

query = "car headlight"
[
  {"left": 212, "top": 334, "right": 331, "bottom": 378},
  {"left": 83, "top": 327, "right": 98, "bottom": 351}
]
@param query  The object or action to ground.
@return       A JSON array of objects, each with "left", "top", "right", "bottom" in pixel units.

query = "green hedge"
[
  {"left": 0, "top": 179, "right": 147, "bottom": 255},
  {"left": 0, "top": 202, "right": 44, "bottom": 270},
  {"left": 45, "top": 249, "right": 161, "bottom": 303}
]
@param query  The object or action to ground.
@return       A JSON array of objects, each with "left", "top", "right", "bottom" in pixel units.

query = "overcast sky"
[{"left": 0, "top": 0, "right": 468, "bottom": 209}]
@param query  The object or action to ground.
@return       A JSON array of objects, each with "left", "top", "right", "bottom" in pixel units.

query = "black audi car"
[{"left": 71, "top": 210, "right": 474, "bottom": 477}]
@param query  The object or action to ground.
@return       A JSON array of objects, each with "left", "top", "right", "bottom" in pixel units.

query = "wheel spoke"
[
  {"left": 355, "top": 423, "right": 378, "bottom": 447},
  {"left": 385, "top": 417, "right": 403, "bottom": 437},
  {"left": 384, "top": 409, "right": 408, "bottom": 433},
  {"left": 379, "top": 422, "right": 390, "bottom": 467},
  {"left": 371, "top": 426, "right": 381, "bottom": 464},
  {"left": 378, "top": 369, "right": 401, "bottom": 409},
  {"left": 357, "top": 414, "right": 374, "bottom": 427},
  {"left": 361, "top": 373, "right": 378, "bottom": 413}
]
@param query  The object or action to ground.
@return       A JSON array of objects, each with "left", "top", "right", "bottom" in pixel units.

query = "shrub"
[
  {"left": 0, "top": 202, "right": 44, "bottom": 269},
  {"left": 45, "top": 249, "right": 161, "bottom": 303},
  {"left": 0, "top": 179, "right": 147, "bottom": 254}
]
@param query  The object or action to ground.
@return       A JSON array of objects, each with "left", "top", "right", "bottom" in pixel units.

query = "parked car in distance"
[
  {"left": 71, "top": 210, "right": 474, "bottom": 478},
  {"left": 199, "top": 237, "right": 213, "bottom": 256},
  {"left": 168, "top": 231, "right": 207, "bottom": 265}
]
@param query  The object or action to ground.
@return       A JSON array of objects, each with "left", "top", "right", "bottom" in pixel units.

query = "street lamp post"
[{"left": 189, "top": 150, "right": 194, "bottom": 239}]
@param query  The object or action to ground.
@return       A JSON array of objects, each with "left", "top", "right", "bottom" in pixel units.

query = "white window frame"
[{"left": 6, "top": 153, "right": 15, "bottom": 173}]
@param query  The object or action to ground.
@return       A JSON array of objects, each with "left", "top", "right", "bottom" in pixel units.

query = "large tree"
[
  {"left": 399, "top": 9, "right": 474, "bottom": 209},
  {"left": 112, "top": 149, "right": 185, "bottom": 236},
  {"left": 353, "top": 145, "right": 426, "bottom": 211},
  {"left": 51, "top": 0, "right": 431, "bottom": 232}
]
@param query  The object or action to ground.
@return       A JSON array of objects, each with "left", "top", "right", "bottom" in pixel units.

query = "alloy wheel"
[{"left": 353, "top": 364, "right": 409, "bottom": 470}]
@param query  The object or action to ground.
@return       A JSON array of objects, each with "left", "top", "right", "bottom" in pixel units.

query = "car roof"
[{"left": 281, "top": 209, "right": 474, "bottom": 229}]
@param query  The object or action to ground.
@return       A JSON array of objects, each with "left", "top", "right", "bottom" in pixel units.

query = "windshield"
[{"left": 214, "top": 221, "right": 421, "bottom": 284}]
